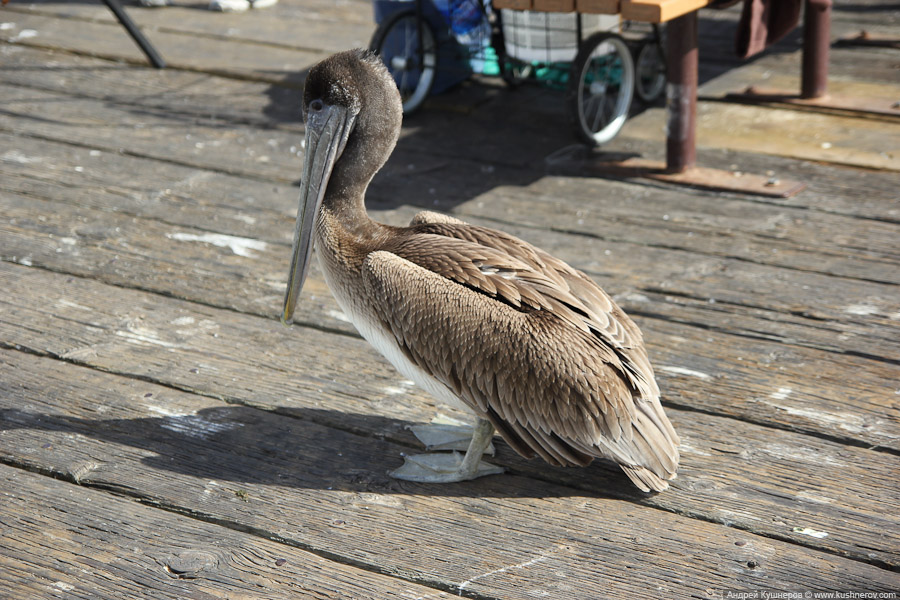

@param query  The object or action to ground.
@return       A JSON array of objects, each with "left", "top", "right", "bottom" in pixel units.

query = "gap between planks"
[
  {"left": 1, "top": 266, "right": 898, "bottom": 569},
  {"left": 0, "top": 346, "right": 896, "bottom": 583}
]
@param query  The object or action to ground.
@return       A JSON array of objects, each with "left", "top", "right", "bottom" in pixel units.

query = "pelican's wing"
[
  {"left": 363, "top": 228, "right": 679, "bottom": 491},
  {"left": 410, "top": 216, "right": 646, "bottom": 346}
]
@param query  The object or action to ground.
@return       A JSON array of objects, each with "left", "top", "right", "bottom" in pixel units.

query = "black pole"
[{"left": 102, "top": 0, "right": 166, "bottom": 68}]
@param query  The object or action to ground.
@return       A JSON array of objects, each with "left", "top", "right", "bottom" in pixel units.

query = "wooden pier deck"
[{"left": 1, "top": 1, "right": 898, "bottom": 597}]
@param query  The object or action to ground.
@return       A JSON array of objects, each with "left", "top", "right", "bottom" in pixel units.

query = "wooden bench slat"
[
  {"left": 576, "top": 0, "right": 622, "bottom": 14},
  {"left": 621, "top": 0, "right": 711, "bottom": 22}
]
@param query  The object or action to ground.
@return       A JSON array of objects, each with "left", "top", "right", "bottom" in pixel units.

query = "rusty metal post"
[
  {"left": 801, "top": 0, "right": 831, "bottom": 99},
  {"left": 665, "top": 11, "right": 698, "bottom": 174}
]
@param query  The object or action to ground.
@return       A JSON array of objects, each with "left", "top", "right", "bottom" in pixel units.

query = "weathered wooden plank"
[
  {"left": 1, "top": 347, "right": 898, "bottom": 589},
  {"left": 2, "top": 46, "right": 897, "bottom": 236},
  {"left": 7, "top": 0, "right": 377, "bottom": 37},
  {"left": 0, "top": 464, "right": 454, "bottom": 600},
  {"left": 3, "top": 176, "right": 898, "bottom": 366},
  {"left": 443, "top": 176, "right": 900, "bottom": 284},
  {"left": 4, "top": 127, "right": 898, "bottom": 289},
  {"left": 0, "top": 47, "right": 306, "bottom": 128},
  {"left": 16, "top": 0, "right": 375, "bottom": 44},
  {"left": 2, "top": 46, "right": 899, "bottom": 225},
  {"left": 0, "top": 84, "right": 301, "bottom": 181},
  {"left": 603, "top": 132, "right": 900, "bottom": 224},
  {"left": 620, "top": 101, "right": 900, "bottom": 171},
  {"left": 1, "top": 266, "right": 898, "bottom": 569},
  {"left": 0, "top": 11, "right": 327, "bottom": 85},
  {"left": 698, "top": 58, "right": 900, "bottom": 106},
  {"left": 0, "top": 93, "right": 895, "bottom": 316},
  {"left": 621, "top": 0, "right": 710, "bottom": 23},
  {"left": 2, "top": 191, "right": 898, "bottom": 448}
]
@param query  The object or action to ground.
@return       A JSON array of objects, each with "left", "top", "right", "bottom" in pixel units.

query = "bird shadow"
[{"left": 0, "top": 405, "right": 649, "bottom": 501}]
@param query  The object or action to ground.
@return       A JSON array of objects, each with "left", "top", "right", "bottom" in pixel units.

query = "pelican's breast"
[{"left": 317, "top": 241, "right": 473, "bottom": 415}]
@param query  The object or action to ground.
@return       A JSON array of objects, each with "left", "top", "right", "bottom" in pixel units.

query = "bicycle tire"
[
  {"left": 566, "top": 32, "right": 634, "bottom": 147},
  {"left": 634, "top": 38, "right": 666, "bottom": 104},
  {"left": 370, "top": 9, "right": 437, "bottom": 114}
]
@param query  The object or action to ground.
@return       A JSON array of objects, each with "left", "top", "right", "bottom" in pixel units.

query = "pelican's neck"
[
  {"left": 319, "top": 121, "right": 394, "bottom": 241},
  {"left": 320, "top": 187, "right": 378, "bottom": 238},
  {"left": 317, "top": 164, "right": 387, "bottom": 271}
]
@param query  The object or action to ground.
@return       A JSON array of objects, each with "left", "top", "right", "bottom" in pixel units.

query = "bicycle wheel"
[
  {"left": 634, "top": 38, "right": 666, "bottom": 104},
  {"left": 370, "top": 9, "right": 437, "bottom": 114},
  {"left": 566, "top": 32, "right": 634, "bottom": 146}
]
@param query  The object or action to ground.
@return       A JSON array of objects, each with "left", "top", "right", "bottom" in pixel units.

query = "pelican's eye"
[{"left": 309, "top": 99, "right": 325, "bottom": 112}]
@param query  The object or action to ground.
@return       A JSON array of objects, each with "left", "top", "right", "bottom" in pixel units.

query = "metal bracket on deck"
[
  {"left": 546, "top": 149, "right": 806, "bottom": 198},
  {"left": 726, "top": 0, "right": 900, "bottom": 120},
  {"left": 836, "top": 30, "right": 900, "bottom": 50},
  {"left": 725, "top": 86, "right": 900, "bottom": 120}
]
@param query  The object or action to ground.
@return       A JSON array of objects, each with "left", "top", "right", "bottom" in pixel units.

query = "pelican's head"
[{"left": 281, "top": 49, "right": 402, "bottom": 324}]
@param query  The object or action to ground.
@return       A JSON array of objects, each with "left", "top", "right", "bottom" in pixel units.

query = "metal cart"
[{"left": 369, "top": 0, "right": 666, "bottom": 146}]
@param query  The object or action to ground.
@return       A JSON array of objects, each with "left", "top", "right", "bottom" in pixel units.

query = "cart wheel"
[
  {"left": 634, "top": 38, "right": 666, "bottom": 104},
  {"left": 566, "top": 32, "right": 634, "bottom": 147},
  {"left": 501, "top": 58, "right": 532, "bottom": 89},
  {"left": 369, "top": 9, "right": 437, "bottom": 114}
]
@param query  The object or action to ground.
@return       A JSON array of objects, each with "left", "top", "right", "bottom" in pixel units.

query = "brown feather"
[
  {"left": 356, "top": 230, "right": 679, "bottom": 488},
  {"left": 300, "top": 50, "right": 676, "bottom": 491}
]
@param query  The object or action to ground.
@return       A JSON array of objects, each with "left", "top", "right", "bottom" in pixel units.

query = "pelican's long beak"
[{"left": 281, "top": 103, "right": 355, "bottom": 325}]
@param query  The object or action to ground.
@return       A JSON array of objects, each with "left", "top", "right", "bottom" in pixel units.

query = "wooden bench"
[
  {"left": 492, "top": 0, "right": 711, "bottom": 176},
  {"left": 492, "top": 0, "right": 827, "bottom": 197}
]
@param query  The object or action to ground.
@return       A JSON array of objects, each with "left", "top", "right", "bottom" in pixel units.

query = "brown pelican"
[{"left": 282, "top": 49, "right": 679, "bottom": 492}]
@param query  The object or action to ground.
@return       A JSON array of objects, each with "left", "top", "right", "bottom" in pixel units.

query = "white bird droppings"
[
  {"left": 232, "top": 214, "right": 257, "bottom": 225},
  {"left": 327, "top": 309, "right": 351, "bottom": 323},
  {"left": 160, "top": 415, "right": 242, "bottom": 439},
  {"left": 9, "top": 29, "right": 37, "bottom": 42},
  {"left": 115, "top": 326, "right": 178, "bottom": 348},
  {"left": 167, "top": 232, "right": 267, "bottom": 258},
  {"left": 659, "top": 365, "right": 712, "bottom": 380},
  {"left": 770, "top": 387, "right": 792, "bottom": 400},
  {"left": 792, "top": 527, "right": 828, "bottom": 539},
  {"left": 845, "top": 304, "right": 878, "bottom": 316},
  {"left": 1, "top": 150, "right": 41, "bottom": 164}
]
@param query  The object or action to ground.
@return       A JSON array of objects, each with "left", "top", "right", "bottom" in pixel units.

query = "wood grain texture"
[
  {"left": 2, "top": 190, "right": 898, "bottom": 450},
  {"left": 1, "top": 116, "right": 897, "bottom": 364},
  {"left": 1, "top": 349, "right": 898, "bottom": 593},
  {"left": 1, "top": 45, "right": 898, "bottom": 220},
  {"left": 2, "top": 184, "right": 898, "bottom": 451},
  {"left": 621, "top": 0, "right": 710, "bottom": 22},
  {"left": 0, "top": 10, "right": 335, "bottom": 85},
  {"left": 0, "top": 464, "right": 454, "bottom": 599},
  {"left": 1, "top": 268, "right": 897, "bottom": 568},
  {"left": 621, "top": 102, "right": 900, "bottom": 171},
  {"left": 0, "top": 3, "right": 898, "bottom": 596}
]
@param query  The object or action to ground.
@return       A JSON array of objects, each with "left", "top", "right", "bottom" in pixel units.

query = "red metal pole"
[
  {"left": 665, "top": 11, "right": 698, "bottom": 174},
  {"left": 801, "top": 0, "right": 831, "bottom": 99}
]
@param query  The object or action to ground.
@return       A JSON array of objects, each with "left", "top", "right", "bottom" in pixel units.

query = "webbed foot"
[
  {"left": 390, "top": 452, "right": 504, "bottom": 482},
  {"left": 390, "top": 418, "right": 503, "bottom": 483},
  {"left": 408, "top": 423, "right": 496, "bottom": 455}
]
